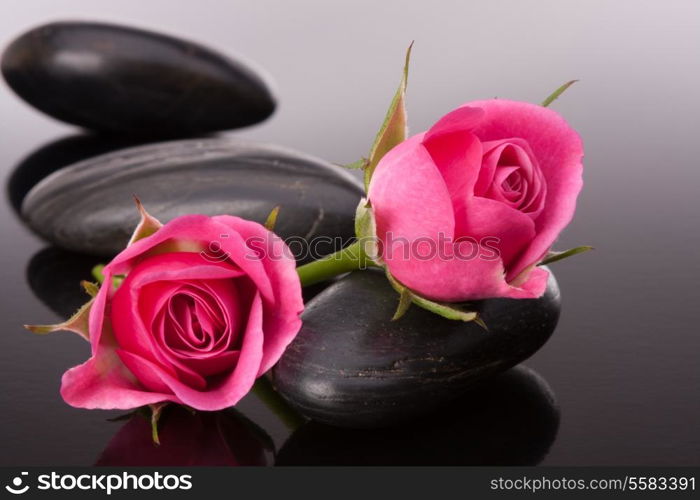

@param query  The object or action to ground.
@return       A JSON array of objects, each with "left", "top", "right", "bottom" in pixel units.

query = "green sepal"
[
  {"left": 149, "top": 403, "right": 167, "bottom": 446},
  {"left": 343, "top": 158, "right": 368, "bottom": 170},
  {"left": 363, "top": 42, "right": 413, "bottom": 191},
  {"left": 385, "top": 272, "right": 483, "bottom": 326},
  {"left": 264, "top": 205, "right": 281, "bottom": 231},
  {"left": 354, "top": 198, "right": 381, "bottom": 264},
  {"left": 542, "top": 80, "right": 578, "bottom": 107},
  {"left": 411, "top": 293, "right": 482, "bottom": 324},
  {"left": 89, "top": 200, "right": 160, "bottom": 290},
  {"left": 81, "top": 280, "right": 100, "bottom": 298},
  {"left": 24, "top": 277, "right": 106, "bottom": 338},
  {"left": 24, "top": 297, "right": 93, "bottom": 340},
  {"left": 392, "top": 287, "right": 413, "bottom": 320},
  {"left": 539, "top": 245, "right": 593, "bottom": 265},
  {"left": 128, "top": 196, "right": 163, "bottom": 246}
]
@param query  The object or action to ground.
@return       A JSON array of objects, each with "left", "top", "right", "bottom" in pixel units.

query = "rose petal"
[
  {"left": 369, "top": 134, "right": 456, "bottom": 245},
  {"left": 212, "top": 215, "right": 304, "bottom": 375},
  {"left": 88, "top": 270, "right": 112, "bottom": 356},
  {"left": 464, "top": 99, "right": 584, "bottom": 276},
  {"left": 116, "top": 349, "right": 178, "bottom": 394},
  {"left": 111, "top": 253, "right": 243, "bottom": 371},
  {"left": 424, "top": 105, "right": 484, "bottom": 139},
  {"left": 458, "top": 196, "right": 536, "bottom": 271},
  {"left": 107, "top": 292, "right": 266, "bottom": 411},
  {"left": 174, "top": 350, "right": 241, "bottom": 378},
  {"left": 422, "top": 106, "right": 484, "bottom": 214},
  {"left": 60, "top": 344, "right": 176, "bottom": 409},
  {"left": 385, "top": 240, "right": 547, "bottom": 301},
  {"left": 104, "top": 214, "right": 275, "bottom": 303}
]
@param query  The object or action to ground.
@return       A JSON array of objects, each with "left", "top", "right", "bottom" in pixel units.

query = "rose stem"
[{"left": 296, "top": 240, "right": 376, "bottom": 287}]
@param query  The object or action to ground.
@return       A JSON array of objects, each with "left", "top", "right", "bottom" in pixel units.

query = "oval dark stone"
[
  {"left": 7, "top": 134, "right": 147, "bottom": 215},
  {"left": 276, "top": 366, "right": 559, "bottom": 465},
  {"left": 1, "top": 21, "right": 276, "bottom": 137},
  {"left": 272, "top": 268, "right": 561, "bottom": 428},
  {"left": 21, "top": 138, "right": 364, "bottom": 262}
]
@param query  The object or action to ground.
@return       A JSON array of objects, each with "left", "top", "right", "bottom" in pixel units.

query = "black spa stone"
[
  {"left": 272, "top": 268, "right": 561, "bottom": 428},
  {"left": 2, "top": 21, "right": 276, "bottom": 136},
  {"left": 21, "top": 138, "right": 364, "bottom": 262}
]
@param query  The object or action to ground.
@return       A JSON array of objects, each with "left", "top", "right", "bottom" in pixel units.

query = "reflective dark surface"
[
  {"left": 276, "top": 366, "right": 560, "bottom": 466},
  {"left": 96, "top": 406, "right": 275, "bottom": 466},
  {"left": 1, "top": 0, "right": 699, "bottom": 465}
]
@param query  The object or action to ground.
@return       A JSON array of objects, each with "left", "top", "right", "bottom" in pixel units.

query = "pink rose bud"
[
  {"left": 31, "top": 204, "right": 303, "bottom": 411},
  {"left": 367, "top": 100, "right": 584, "bottom": 301}
]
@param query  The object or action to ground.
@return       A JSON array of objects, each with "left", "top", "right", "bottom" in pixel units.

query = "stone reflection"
[
  {"left": 96, "top": 406, "right": 274, "bottom": 466},
  {"left": 7, "top": 133, "right": 145, "bottom": 215},
  {"left": 27, "top": 247, "right": 103, "bottom": 319},
  {"left": 276, "top": 366, "right": 559, "bottom": 465}
]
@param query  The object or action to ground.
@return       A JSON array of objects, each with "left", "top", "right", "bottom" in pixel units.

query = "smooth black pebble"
[
  {"left": 7, "top": 134, "right": 146, "bottom": 214},
  {"left": 1, "top": 21, "right": 276, "bottom": 137},
  {"left": 276, "top": 366, "right": 559, "bottom": 465},
  {"left": 272, "top": 269, "right": 561, "bottom": 428},
  {"left": 21, "top": 138, "right": 364, "bottom": 262}
]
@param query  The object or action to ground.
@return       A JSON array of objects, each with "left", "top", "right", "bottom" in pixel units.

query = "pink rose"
[
  {"left": 56, "top": 208, "right": 303, "bottom": 411},
  {"left": 368, "top": 99, "right": 583, "bottom": 301}
]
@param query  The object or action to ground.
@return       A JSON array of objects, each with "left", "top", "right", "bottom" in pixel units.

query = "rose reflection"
[
  {"left": 96, "top": 406, "right": 274, "bottom": 466},
  {"left": 276, "top": 366, "right": 559, "bottom": 466},
  {"left": 7, "top": 134, "right": 146, "bottom": 215}
]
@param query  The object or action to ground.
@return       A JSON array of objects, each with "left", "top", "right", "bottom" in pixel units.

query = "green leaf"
[
  {"left": 363, "top": 42, "right": 413, "bottom": 191},
  {"left": 92, "top": 264, "right": 124, "bottom": 288},
  {"left": 343, "top": 158, "right": 368, "bottom": 170},
  {"left": 264, "top": 205, "right": 281, "bottom": 231},
  {"left": 542, "top": 80, "right": 578, "bottom": 107},
  {"left": 385, "top": 272, "right": 483, "bottom": 325},
  {"left": 92, "top": 264, "right": 105, "bottom": 284},
  {"left": 539, "top": 245, "right": 593, "bottom": 265}
]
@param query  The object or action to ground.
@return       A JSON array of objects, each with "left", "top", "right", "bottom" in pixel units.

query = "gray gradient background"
[{"left": 0, "top": 0, "right": 699, "bottom": 465}]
